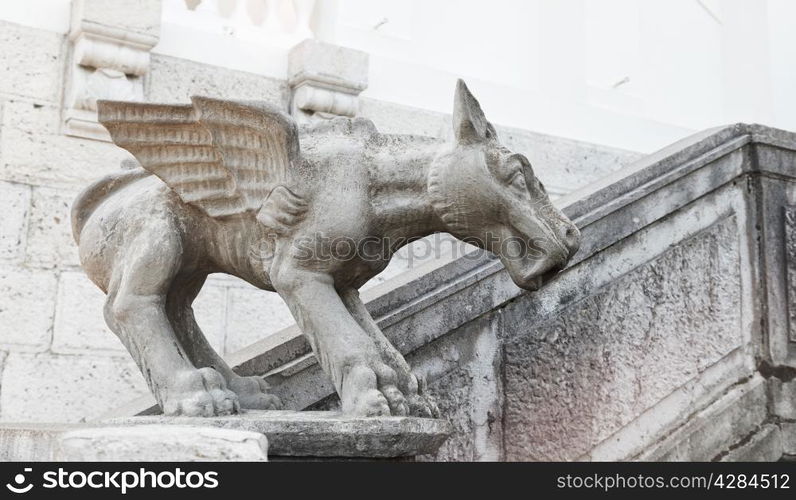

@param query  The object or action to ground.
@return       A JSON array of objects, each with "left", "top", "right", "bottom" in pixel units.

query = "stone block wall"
[
  {"left": 0, "top": 20, "right": 295, "bottom": 422},
  {"left": 406, "top": 126, "right": 796, "bottom": 461},
  {"left": 500, "top": 214, "right": 747, "bottom": 461},
  {"left": 416, "top": 211, "right": 756, "bottom": 461},
  {"left": 0, "top": 17, "right": 639, "bottom": 423}
]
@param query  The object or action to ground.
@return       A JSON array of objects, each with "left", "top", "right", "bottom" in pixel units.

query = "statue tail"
[{"left": 71, "top": 160, "right": 149, "bottom": 244}]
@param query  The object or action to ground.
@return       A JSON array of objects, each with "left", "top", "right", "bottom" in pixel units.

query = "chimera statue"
[{"left": 71, "top": 80, "right": 580, "bottom": 418}]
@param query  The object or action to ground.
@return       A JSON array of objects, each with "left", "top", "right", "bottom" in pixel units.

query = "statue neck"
[{"left": 369, "top": 142, "right": 446, "bottom": 243}]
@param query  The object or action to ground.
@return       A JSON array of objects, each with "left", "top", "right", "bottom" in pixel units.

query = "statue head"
[{"left": 428, "top": 80, "right": 580, "bottom": 290}]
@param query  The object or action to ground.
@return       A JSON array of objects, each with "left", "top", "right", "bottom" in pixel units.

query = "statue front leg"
[
  {"left": 271, "top": 266, "right": 410, "bottom": 416},
  {"left": 340, "top": 288, "right": 440, "bottom": 418}
]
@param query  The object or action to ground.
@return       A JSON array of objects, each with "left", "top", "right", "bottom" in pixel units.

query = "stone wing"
[{"left": 98, "top": 97, "right": 300, "bottom": 218}]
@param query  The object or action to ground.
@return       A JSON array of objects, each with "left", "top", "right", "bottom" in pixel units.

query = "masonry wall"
[
  {"left": 420, "top": 176, "right": 762, "bottom": 461},
  {"left": 0, "top": 18, "right": 640, "bottom": 423},
  {"left": 0, "top": 19, "right": 303, "bottom": 422},
  {"left": 500, "top": 211, "right": 748, "bottom": 460}
]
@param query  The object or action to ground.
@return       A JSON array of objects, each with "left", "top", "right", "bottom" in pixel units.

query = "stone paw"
[
  {"left": 227, "top": 376, "right": 282, "bottom": 410},
  {"left": 407, "top": 393, "right": 440, "bottom": 418},
  {"left": 161, "top": 367, "right": 240, "bottom": 417},
  {"left": 397, "top": 372, "right": 440, "bottom": 418},
  {"left": 409, "top": 373, "right": 440, "bottom": 418},
  {"left": 381, "top": 384, "right": 409, "bottom": 416},
  {"left": 341, "top": 364, "right": 408, "bottom": 417},
  {"left": 351, "top": 388, "right": 392, "bottom": 416}
]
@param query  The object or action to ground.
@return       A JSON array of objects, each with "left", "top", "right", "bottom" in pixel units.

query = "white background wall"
[
  {"left": 2, "top": 0, "right": 794, "bottom": 153},
  {"left": 329, "top": 0, "right": 796, "bottom": 152}
]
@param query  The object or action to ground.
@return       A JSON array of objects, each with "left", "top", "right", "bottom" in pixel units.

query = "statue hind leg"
[
  {"left": 166, "top": 275, "right": 282, "bottom": 410},
  {"left": 101, "top": 225, "right": 239, "bottom": 416}
]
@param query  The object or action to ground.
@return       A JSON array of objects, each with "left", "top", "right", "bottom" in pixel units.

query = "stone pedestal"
[
  {"left": 0, "top": 411, "right": 451, "bottom": 461},
  {"left": 0, "top": 423, "right": 79, "bottom": 461},
  {"left": 55, "top": 425, "right": 269, "bottom": 461},
  {"left": 106, "top": 411, "right": 451, "bottom": 461}
]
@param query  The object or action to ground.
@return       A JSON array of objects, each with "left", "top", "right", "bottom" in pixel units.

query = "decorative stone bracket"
[
  {"left": 288, "top": 39, "right": 368, "bottom": 124},
  {"left": 63, "top": 0, "right": 161, "bottom": 141}
]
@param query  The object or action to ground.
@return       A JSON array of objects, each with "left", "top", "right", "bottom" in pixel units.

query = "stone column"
[
  {"left": 63, "top": 0, "right": 162, "bottom": 141},
  {"left": 287, "top": 39, "right": 368, "bottom": 124}
]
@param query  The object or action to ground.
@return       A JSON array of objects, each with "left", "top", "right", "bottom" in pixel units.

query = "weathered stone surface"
[
  {"left": 288, "top": 39, "right": 368, "bottom": 122},
  {"left": 781, "top": 422, "right": 796, "bottom": 457},
  {"left": 0, "top": 100, "right": 130, "bottom": 189},
  {"left": 52, "top": 271, "right": 123, "bottom": 354},
  {"left": 769, "top": 377, "right": 796, "bottom": 420},
  {"left": 288, "top": 40, "right": 368, "bottom": 93},
  {"left": 418, "top": 316, "right": 504, "bottom": 461},
  {"left": 785, "top": 205, "right": 796, "bottom": 344},
  {"left": 44, "top": 276, "right": 236, "bottom": 360},
  {"left": 192, "top": 284, "right": 228, "bottom": 355},
  {"left": 0, "top": 350, "right": 6, "bottom": 402},
  {"left": 637, "top": 375, "right": 767, "bottom": 461},
  {"left": 0, "top": 424, "right": 77, "bottom": 461},
  {"left": 106, "top": 411, "right": 451, "bottom": 458},
  {"left": 358, "top": 98, "right": 641, "bottom": 195},
  {"left": 148, "top": 54, "right": 288, "bottom": 106},
  {"left": 64, "top": 0, "right": 161, "bottom": 141},
  {"left": 502, "top": 217, "right": 742, "bottom": 461},
  {"left": 0, "top": 265, "right": 56, "bottom": 351},
  {"left": 75, "top": 0, "right": 161, "bottom": 38},
  {"left": 500, "top": 125, "right": 641, "bottom": 194},
  {"left": 359, "top": 97, "right": 451, "bottom": 138},
  {"left": 25, "top": 187, "right": 80, "bottom": 268},
  {"left": 56, "top": 425, "right": 268, "bottom": 461},
  {"left": 755, "top": 161, "right": 796, "bottom": 366},
  {"left": 0, "top": 21, "right": 63, "bottom": 103},
  {"left": 0, "top": 182, "right": 31, "bottom": 262},
  {"left": 719, "top": 424, "right": 783, "bottom": 462},
  {"left": 0, "top": 353, "right": 147, "bottom": 423}
]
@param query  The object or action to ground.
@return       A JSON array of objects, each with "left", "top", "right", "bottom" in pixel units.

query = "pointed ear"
[{"left": 453, "top": 79, "right": 497, "bottom": 144}]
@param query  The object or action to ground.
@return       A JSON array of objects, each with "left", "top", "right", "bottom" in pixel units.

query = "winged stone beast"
[{"left": 71, "top": 80, "right": 580, "bottom": 417}]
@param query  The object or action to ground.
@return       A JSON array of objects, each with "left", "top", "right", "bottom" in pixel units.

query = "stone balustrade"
[{"left": 163, "top": 0, "right": 318, "bottom": 44}]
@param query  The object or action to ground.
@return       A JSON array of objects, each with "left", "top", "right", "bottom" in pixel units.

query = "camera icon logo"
[{"left": 6, "top": 468, "right": 33, "bottom": 494}]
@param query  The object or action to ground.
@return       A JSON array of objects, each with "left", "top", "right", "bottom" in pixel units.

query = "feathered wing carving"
[{"left": 97, "top": 97, "right": 300, "bottom": 219}]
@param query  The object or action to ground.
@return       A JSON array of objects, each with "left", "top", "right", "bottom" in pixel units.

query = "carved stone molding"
[
  {"left": 63, "top": 0, "right": 161, "bottom": 141},
  {"left": 785, "top": 205, "right": 796, "bottom": 343},
  {"left": 287, "top": 39, "right": 368, "bottom": 123}
]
